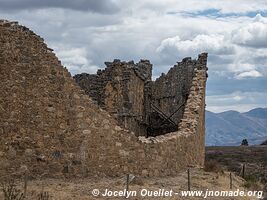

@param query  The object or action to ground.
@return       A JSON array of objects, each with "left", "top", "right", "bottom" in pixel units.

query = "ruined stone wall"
[
  {"left": 74, "top": 60, "right": 152, "bottom": 136},
  {"left": 0, "top": 20, "right": 207, "bottom": 178},
  {"left": 80, "top": 64, "right": 208, "bottom": 177},
  {"left": 75, "top": 55, "right": 206, "bottom": 137},
  {"left": 151, "top": 58, "right": 197, "bottom": 126},
  {"left": 148, "top": 55, "right": 207, "bottom": 136}
]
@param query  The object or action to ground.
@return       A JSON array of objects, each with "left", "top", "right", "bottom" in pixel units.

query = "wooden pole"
[
  {"left": 126, "top": 174, "right": 129, "bottom": 197},
  {"left": 230, "top": 172, "right": 233, "bottom": 189},
  {"left": 187, "top": 169, "right": 191, "bottom": 191},
  {"left": 24, "top": 171, "right": 28, "bottom": 198},
  {"left": 242, "top": 164, "right": 246, "bottom": 179}
]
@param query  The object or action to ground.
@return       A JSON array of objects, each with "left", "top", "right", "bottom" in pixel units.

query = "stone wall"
[
  {"left": 75, "top": 54, "right": 207, "bottom": 137},
  {"left": 0, "top": 20, "right": 208, "bottom": 178},
  {"left": 74, "top": 60, "right": 152, "bottom": 136}
]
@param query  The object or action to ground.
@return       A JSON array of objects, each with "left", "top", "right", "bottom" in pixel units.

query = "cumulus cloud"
[
  {"left": 53, "top": 47, "right": 99, "bottom": 74},
  {"left": 235, "top": 70, "right": 263, "bottom": 79},
  {"left": 232, "top": 14, "right": 267, "bottom": 48},
  {"left": 228, "top": 63, "right": 256, "bottom": 73},
  {"left": 157, "top": 34, "right": 234, "bottom": 55},
  {"left": 56, "top": 48, "right": 89, "bottom": 66},
  {"left": 0, "top": 0, "right": 120, "bottom": 13}
]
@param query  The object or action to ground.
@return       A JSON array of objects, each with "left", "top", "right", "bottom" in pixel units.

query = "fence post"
[
  {"left": 241, "top": 164, "right": 246, "bottom": 179},
  {"left": 125, "top": 174, "right": 129, "bottom": 197},
  {"left": 230, "top": 172, "right": 233, "bottom": 189},
  {"left": 24, "top": 171, "right": 28, "bottom": 198},
  {"left": 187, "top": 168, "right": 191, "bottom": 191}
]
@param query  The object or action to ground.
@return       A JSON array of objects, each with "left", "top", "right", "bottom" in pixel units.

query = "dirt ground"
[{"left": 0, "top": 168, "right": 262, "bottom": 200}]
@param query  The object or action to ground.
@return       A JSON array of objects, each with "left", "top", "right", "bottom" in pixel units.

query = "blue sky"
[{"left": 1, "top": 0, "right": 267, "bottom": 112}]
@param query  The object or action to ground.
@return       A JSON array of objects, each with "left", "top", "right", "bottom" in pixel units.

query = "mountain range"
[{"left": 205, "top": 108, "right": 267, "bottom": 146}]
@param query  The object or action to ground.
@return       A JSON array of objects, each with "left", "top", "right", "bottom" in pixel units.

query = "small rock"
[
  {"left": 25, "top": 149, "right": 34, "bottom": 157},
  {"left": 115, "top": 142, "right": 122, "bottom": 147},
  {"left": 119, "top": 150, "right": 129, "bottom": 157},
  {"left": 102, "top": 119, "right": 109, "bottom": 124},
  {"left": 7, "top": 147, "right": 16, "bottom": 158},
  {"left": 44, "top": 135, "right": 50, "bottom": 139},
  {"left": 76, "top": 106, "right": 85, "bottom": 111},
  {"left": 57, "top": 110, "right": 63, "bottom": 117},
  {"left": 141, "top": 169, "right": 149, "bottom": 177},
  {"left": 73, "top": 93, "right": 80, "bottom": 99},
  {"left": 68, "top": 153, "right": 75, "bottom": 159},
  {"left": 20, "top": 165, "right": 28, "bottom": 173},
  {"left": 60, "top": 123, "right": 67, "bottom": 129},
  {"left": 78, "top": 122, "right": 88, "bottom": 129},
  {"left": 76, "top": 112, "right": 83, "bottom": 118},
  {"left": 24, "top": 136, "right": 31, "bottom": 142},
  {"left": 115, "top": 126, "right": 122, "bottom": 131},
  {"left": 47, "top": 107, "right": 55, "bottom": 112},
  {"left": 103, "top": 124, "right": 110, "bottom": 130},
  {"left": 36, "top": 155, "right": 46, "bottom": 162},
  {"left": 82, "top": 130, "right": 91, "bottom": 135}
]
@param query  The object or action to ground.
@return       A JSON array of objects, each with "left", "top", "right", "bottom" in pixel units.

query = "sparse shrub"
[
  {"left": 243, "top": 175, "right": 263, "bottom": 190},
  {"left": 243, "top": 180, "right": 262, "bottom": 190},
  {"left": 131, "top": 177, "right": 144, "bottom": 186},
  {"left": 204, "top": 160, "right": 223, "bottom": 173},
  {"left": 37, "top": 191, "right": 50, "bottom": 200},
  {"left": 263, "top": 183, "right": 267, "bottom": 193},
  {"left": 1, "top": 179, "right": 25, "bottom": 200}
]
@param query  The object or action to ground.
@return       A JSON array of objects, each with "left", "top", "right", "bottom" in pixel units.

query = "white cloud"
[
  {"left": 228, "top": 63, "right": 255, "bottom": 73},
  {"left": 235, "top": 70, "right": 263, "bottom": 79},
  {"left": 157, "top": 34, "right": 234, "bottom": 55},
  {"left": 56, "top": 48, "right": 89, "bottom": 66},
  {"left": 233, "top": 95, "right": 243, "bottom": 101},
  {"left": 232, "top": 14, "right": 267, "bottom": 48},
  {"left": 53, "top": 47, "right": 99, "bottom": 74}
]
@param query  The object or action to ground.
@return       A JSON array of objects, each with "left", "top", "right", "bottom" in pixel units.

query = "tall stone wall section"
[
  {"left": 0, "top": 20, "right": 207, "bottom": 178},
  {"left": 74, "top": 60, "right": 152, "bottom": 136},
  {"left": 75, "top": 55, "right": 206, "bottom": 137},
  {"left": 151, "top": 58, "right": 197, "bottom": 127}
]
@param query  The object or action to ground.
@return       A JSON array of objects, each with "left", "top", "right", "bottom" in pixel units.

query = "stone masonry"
[
  {"left": 0, "top": 20, "right": 208, "bottom": 178},
  {"left": 74, "top": 60, "right": 152, "bottom": 136},
  {"left": 74, "top": 55, "right": 207, "bottom": 137}
]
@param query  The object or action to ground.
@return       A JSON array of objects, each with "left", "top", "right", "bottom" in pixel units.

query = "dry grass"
[
  {"left": 204, "top": 160, "right": 224, "bottom": 173},
  {"left": 1, "top": 179, "right": 25, "bottom": 200},
  {"left": 0, "top": 168, "right": 255, "bottom": 200},
  {"left": 206, "top": 145, "right": 267, "bottom": 195}
]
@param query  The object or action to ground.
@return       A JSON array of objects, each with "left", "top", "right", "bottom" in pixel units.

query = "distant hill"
[
  {"left": 262, "top": 140, "right": 267, "bottom": 145},
  {"left": 206, "top": 108, "right": 267, "bottom": 146}
]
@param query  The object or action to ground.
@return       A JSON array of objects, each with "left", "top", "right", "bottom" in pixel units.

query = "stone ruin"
[
  {"left": 74, "top": 55, "right": 207, "bottom": 137},
  {"left": 0, "top": 20, "right": 208, "bottom": 178}
]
